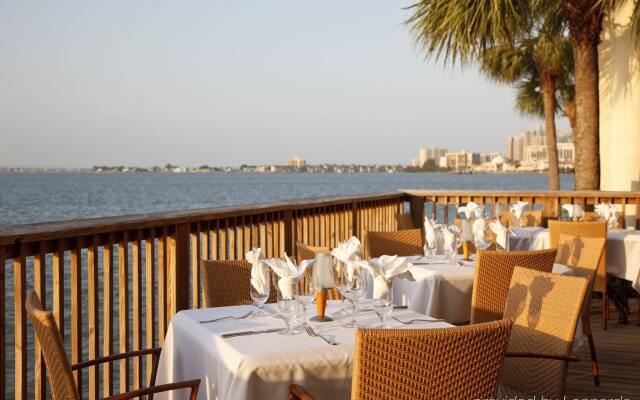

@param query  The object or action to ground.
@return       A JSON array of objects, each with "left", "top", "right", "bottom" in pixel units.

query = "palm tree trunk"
[
  {"left": 573, "top": 39, "right": 601, "bottom": 190},
  {"left": 564, "top": 101, "right": 577, "bottom": 137},
  {"left": 540, "top": 75, "right": 560, "bottom": 190}
]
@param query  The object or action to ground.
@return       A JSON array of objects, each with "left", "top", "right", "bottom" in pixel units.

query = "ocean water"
[{"left": 0, "top": 172, "right": 575, "bottom": 226}]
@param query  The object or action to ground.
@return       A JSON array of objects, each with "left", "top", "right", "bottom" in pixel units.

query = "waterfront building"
[
  {"left": 286, "top": 157, "right": 306, "bottom": 168},
  {"left": 414, "top": 146, "right": 448, "bottom": 167}
]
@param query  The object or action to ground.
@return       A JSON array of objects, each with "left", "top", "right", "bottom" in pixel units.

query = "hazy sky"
[{"left": 0, "top": 1, "right": 569, "bottom": 168}]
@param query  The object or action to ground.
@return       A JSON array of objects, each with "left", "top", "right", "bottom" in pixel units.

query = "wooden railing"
[
  {"left": 3, "top": 189, "right": 640, "bottom": 399},
  {"left": 0, "top": 192, "right": 406, "bottom": 399}
]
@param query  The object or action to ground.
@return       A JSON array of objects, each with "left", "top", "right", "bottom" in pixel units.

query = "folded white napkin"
[
  {"left": 330, "top": 236, "right": 362, "bottom": 263},
  {"left": 509, "top": 201, "right": 529, "bottom": 219},
  {"left": 595, "top": 203, "right": 619, "bottom": 228},
  {"left": 489, "top": 219, "right": 512, "bottom": 250},
  {"left": 441, "top": 225, "right": 456, "bottom": 253},
  {"left": 263, "top": 254, "right": 314, "bottom": 299},
  {"left": 472, "top": 218, "right": 486, "bottom": 242},
  {"left": 458, "top": 201, "right": 482, "bottom": 219},
  {"left": 562, "top": 203, "right": 584, "bottom": 219},
  {"left": 246, "top": 248, "right": 270, "bottom": 296},
  {"left": 423, "top": 217, "right": 437, "bottom": 249},
  {"left": 357, "top": 255, "right": 413, "bottom": 299}
]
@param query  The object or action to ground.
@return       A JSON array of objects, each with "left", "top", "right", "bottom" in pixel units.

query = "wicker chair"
[
  {"left": 470, "top": 249, "right": 557, "bottom": 324},
  {"left": 365, "top": 229, "right": 422, "bottom": 259},
  {"left": 395, "top": 212, "right": 415, "bottom": 230},
  {"left": 200, "top": 259, "right": 277, "bottom": 307},
  {"left": 499, "top": 267, "right": 588, "bottom": 398},
  {"left": 548, "top": 220, "right": 609, "bottom": 329},
  {"left": 295, "top": 242, "right": 342, "bottom": 300},
  {"left": 556, "top": 233, "right": 607, "bottom": 386},
  {"left": 290, "top": 319, "right": 513, "bottom": 400},
  {"left": 507, "top": 210, "right": 542, "bottom": 227},
  {"left": 25, "top": 290, "right": 200, "bottom": 400}
]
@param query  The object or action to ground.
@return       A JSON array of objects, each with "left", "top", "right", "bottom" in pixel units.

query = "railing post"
[
  {"left": 283, "top": 210, "right": 294, "bottom": 256},
  {"left": 409, "top": 195, "right": 425, "bottom": 228},
  {"left": 169, "top": 223, "right": 190, "bottom": 318},
  {"left": 351, "top": 202, "right": 359, "bottom": 238}
]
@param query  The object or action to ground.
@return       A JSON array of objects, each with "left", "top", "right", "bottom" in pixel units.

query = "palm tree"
[
  {"left": 405, "top": 0, "right": 640, "bottom": 190},
  {"left": 479, "top": 19, "right": 572, "bottom": 190}
]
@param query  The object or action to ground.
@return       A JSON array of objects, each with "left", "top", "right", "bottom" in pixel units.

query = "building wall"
[{"left": 599, "top": 0, "right": 640, "bottom": 190}]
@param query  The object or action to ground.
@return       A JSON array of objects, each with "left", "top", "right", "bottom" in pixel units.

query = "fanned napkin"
[
  {"left": 246, "top": 248, "right": 270, "bottom": 296},
  {"left": 357, "top": 255, "right": 413, "bottom": 299},
  {"left": 562, "top": 204, "right": 584, "bottom": 219},
  {"left": 330, "top": 236, "right": 362, "bottom": 263},
  {"left": 458, "top": 201, "right": 482, "bottom": 219},
  {"left": 509, "top": 201, "right": 529, "bottom": 219},
  {"left": 595, "top": 204, "right": 619, "bottom": 228},
  {"left": 441, "top": 225, "right": 456, "bottom": 253},
  {"left": 423, "top": 217, "right": 437, "bottom": 250},
  {"left": 263, "top": 254, "right": 314, "bottom": 299},
  {"left": 489, "top": 219, "right": 513, "bottom": 250},
  {"left": 472, "top": 218, "right": 486, "bottom": 242}
]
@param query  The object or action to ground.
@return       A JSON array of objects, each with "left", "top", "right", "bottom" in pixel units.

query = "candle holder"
[
  {"left": 310, "top": 288, "right": 333, "bottom": 322},
  {"left": 462, "top": 241, "right": 471, "bottom": 261}
]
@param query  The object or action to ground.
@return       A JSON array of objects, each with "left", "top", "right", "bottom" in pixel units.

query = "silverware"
[
  {"left": 304, "top": 324, "right": 337, "bottom": 346},
  {"left": 221, "top": 327, "right": 283, "bottom": 338},
  {"left": 199, "top": 310, "right": 252, "bottom": 324},
  {"left": 360, "top": 305, "right": 408, "bottom": 312},
  {"left": 391, "top": 316, "right": 445, "bottom": 325}
]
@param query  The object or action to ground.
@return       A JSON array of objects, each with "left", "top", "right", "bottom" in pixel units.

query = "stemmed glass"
[
  {"left": 340, "top": 264, "right": 366, "bottom": 328},
  {"left": 474, "top": 225, "right": 491, "bottom": 254},
  {"left": 298, "top": 267, "right": 316, "bottom": 324},
  {"left": 332, "top": 259, "right": 351, "bottom": 318},
  {"left": 447, "top": 225, "right": 463, "bottom": 265},
  {"left": 277, "top": 285, "right": 301, "bottom": 335},
  {"left": 372, "top": 287, "right": 394, "bottom": 328},
  {"left": 249, "top": 282, "right": 270, "bottom": 317}
]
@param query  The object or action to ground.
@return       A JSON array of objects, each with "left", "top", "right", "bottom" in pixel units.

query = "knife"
[{"left": 221, "top": 328, "right": 283, "bottom": 338}]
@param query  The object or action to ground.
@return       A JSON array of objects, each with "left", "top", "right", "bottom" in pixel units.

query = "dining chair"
[
  {"left": 507, "top": 210, "right": 542, "bottom": 227},
  {"left": 556, "top": 233, "right": 607, "bottom": 386},
  {"left": 365, "top": 229, "right": 422, "bottom": 258},
  {"left": 295, "top": 242, "right": 342, "bottom": 300},
  {"left": 470, "top": 249, "right": 557, "bottom": 324},
  {"left": 290, "top": 319, "right": 513, "bottom": 400},
  {"left": 548, "top": 220, "right": 609, "bottom": 330},
  {"left": 395, "top": 212, "right": 415, "bottom": 230},
  {"left": 200, "top": 259, "right": 277, "bottom": 307},
  {"left": 498, "top": 267, "right": 589, "bottom": 398},
  {"left": 25, "top": 290, "right": 200, "bottom": 400}
]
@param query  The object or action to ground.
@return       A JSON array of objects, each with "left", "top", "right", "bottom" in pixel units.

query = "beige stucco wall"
[{"left": 599, "top": 0, "right": 640, "bottom": 191}]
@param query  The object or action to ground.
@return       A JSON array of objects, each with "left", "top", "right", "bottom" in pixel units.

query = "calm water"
[
  {"left": 0, "top": 172, "right": 574, "bottom": 397},
  {"left": 0, "top": 172, "right": 574, "bottom": 226}
]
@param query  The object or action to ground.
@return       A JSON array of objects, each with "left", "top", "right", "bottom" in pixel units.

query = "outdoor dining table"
[
  {"left": 374, "top": 255, "right": 573, "bottom": 324},
  {"left": 510, "top": 227, "right": 640, "bottom": 291},
  {"left": 154, "top": 299, "right": 451, "bottom": 400}
]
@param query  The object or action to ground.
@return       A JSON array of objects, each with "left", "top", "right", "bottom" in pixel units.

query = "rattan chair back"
[
  {"left": 499, "top": 267, "right": 588, "bottom": 397},
  {"left": 25, "top": 291, "right": 80, "bottom": 400},
  {"left": 395, "top": 213, "right": 415, "bottom": 230},
  {"left": 507, "top": 211, "right": 542, "bottom": 227},
  {"left": 548, "top": 220, "right": 607, "bottom": 293},
  {"left": 365, "top": 229, "right": 422, "bottom": 258},
  {"left": 471, "top": 249, "right": 557, "bottom": 324},
  {"left": 351, "top": 320, "right": 513, "bottom": 400},
  {"left": 200, "top": 259, "right": 276, "bottom": 307}
]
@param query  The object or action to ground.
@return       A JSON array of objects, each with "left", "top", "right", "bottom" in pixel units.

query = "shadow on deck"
[{"left": 566, "top": 299, "right": 640, "bottom": 399}]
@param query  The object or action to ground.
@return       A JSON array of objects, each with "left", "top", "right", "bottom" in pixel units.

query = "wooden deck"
[{"left": 566, "top": 299, "right": 640, "bottom": 399}]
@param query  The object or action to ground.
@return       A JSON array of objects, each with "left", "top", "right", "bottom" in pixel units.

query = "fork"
[
  {"left": 304, "top": 324, "right": 337, "bottom": 346},
  {"left": 391, "top": 316, "right": 445, "bottom": 325},
  {"left": 199, "top": 310, "right": 252, "bottom": 324}
]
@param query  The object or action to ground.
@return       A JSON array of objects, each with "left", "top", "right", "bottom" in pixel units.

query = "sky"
[{"left": 0, "top": 1, "right": 569, "bottom": 168}]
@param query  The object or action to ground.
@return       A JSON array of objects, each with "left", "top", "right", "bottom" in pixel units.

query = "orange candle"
[
  {"left": 315, "top": 289, "right": 327, "bottom": 319},
  {"left": 463, "top": 241, "right": 470, "bottom": 260}
]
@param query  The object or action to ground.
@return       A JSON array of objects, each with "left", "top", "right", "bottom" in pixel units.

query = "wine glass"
[
  {"left": 340, "top": 264, "right": 366, "bottom": 328},
  {"left": 249, "top": 281, "right": 270, "bottom": 317},
  {"left": 447, "top": 225, "right": 463, "bottom": 265},
  {"left": 372, "top": 287, "right": 394, "bottom": 328},
  {"left": 298, "top": 267, "right": 316, "bottom": 324},
  {"left": 474, "top": 225, "right": 491, "bottom": 254},
  {"left": 332, "top": 259, "right": 351, "bottom": 318},
  {"left": 277, "top": 286, "right": 301, "bottom": 335}
]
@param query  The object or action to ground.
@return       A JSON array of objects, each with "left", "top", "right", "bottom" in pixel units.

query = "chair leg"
[
  {"left": 587, "top": 333, "right": 600, "bottom": 386},
  {"left": 603, "top": 293, "right": 609, "bottom": 330}
]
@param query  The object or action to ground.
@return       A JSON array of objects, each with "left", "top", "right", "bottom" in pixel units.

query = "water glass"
[
  {"left": 277, "top": 288, "right": 301, "bottom": 335},
  {"left": 372, "top": 287, "right": 394, "bottom": 328},
  {"left": 298, "top": 268, "right": 316, "bottom": 323},
  {"left": 340, "top": 264, "right": 366, "bottom": 328},
  {"left": 249, "top": 283, "right": 270, "bottom": 317},
  {"left": 332, "top": 259, "right": 351, "bottom": 318}
]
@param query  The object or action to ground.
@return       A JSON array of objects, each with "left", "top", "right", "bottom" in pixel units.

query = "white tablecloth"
[
  {"left": 515, "top": 228, "right": 640, "bottom": 291},
  {"left": 155, "top": 300, "right": 451, "bottom": 400},
  {"left": 368, "top": 256, "right": 572, "bottom": 324}
]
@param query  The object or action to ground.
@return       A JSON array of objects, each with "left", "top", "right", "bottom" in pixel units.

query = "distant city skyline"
[{"left": 0, "top": 1, "right": 570, "bottom": 168}]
